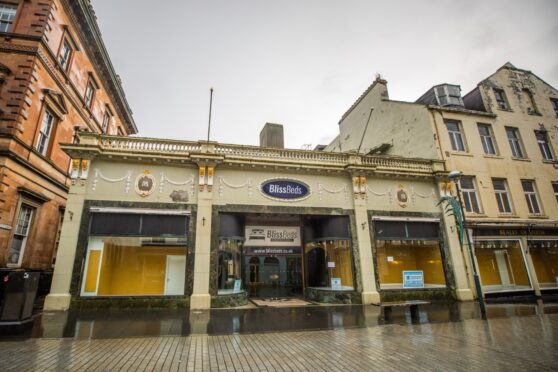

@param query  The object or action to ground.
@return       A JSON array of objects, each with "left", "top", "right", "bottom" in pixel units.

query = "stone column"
[
  {"left": 190, "top": 187, "right": 213, "bottom": 310},
  {"left": 353, "top": 197, "right": 380, "bottom": 304},
  {"left": 441, "top": 215, "right": 474, "bottom": 301},
  {"left": 44, "top": 182, "right": 87, "bottom": 311}
]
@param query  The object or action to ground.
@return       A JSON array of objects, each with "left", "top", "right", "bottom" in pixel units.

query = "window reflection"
[
  {"left": 474, "top": 240, "right": 531, "bottom": 292},
  {"left": 528, "top": 240, "right": 558, "bottom": 289},
  {"left": 376, "top": 240, "right": 446, "bottom": 289},
  {"left": 217, "top": 238, "right": 242, "bottom": 294},
  {"left": 305, "top": 239, "right": 353, "bottom": 290},
  {"left": 82, "top": 236, "right": 187, "bottom": 296}
]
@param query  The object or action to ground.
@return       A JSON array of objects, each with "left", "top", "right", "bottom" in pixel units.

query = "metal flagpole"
[{"left": 207, "top": 87, "right": 213, "bottom": 142}]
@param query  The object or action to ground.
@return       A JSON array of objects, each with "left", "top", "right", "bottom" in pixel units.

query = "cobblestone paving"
[{"left": 1, "top": 315, "right": 557, "bottom": 371}]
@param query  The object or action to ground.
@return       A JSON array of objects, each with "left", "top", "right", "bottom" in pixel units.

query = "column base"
[
  {"left": 455, "top": 289, "right": 474, "bottom": 301},
  {"left": 361, "top": 291, "right": 381, "bottom": 305},
  {"left": 44, "top": 293, "right": 71, "bottom": 311},
  {"left": 190, "top": 294, "right": 211, "bottom": 310}
]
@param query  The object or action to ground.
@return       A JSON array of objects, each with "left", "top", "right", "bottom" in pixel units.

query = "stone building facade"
[
  {"left": 328, "top": 63, "right": 558, "bottom": 300},
  {"left": 44, "top": 132, "right": 475, "bottom": 310},
  {"left": 0, "top": 0, "right": 136, "bottom": 274}
]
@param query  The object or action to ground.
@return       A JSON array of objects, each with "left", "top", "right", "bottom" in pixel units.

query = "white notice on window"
[
  {"left": 327, "top": 261, "right": 335, "bottom": 268},
  {"left": 387, "top": 256, "right": 394, "bottom": 262}
]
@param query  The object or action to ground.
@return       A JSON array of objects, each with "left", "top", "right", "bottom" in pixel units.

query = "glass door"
[{"left": 244, "top": 255, "right": 302, "bottom": 298}]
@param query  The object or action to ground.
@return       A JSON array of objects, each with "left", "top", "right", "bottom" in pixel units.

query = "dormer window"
[
  {"left": 522, "top": 89, "right": 539, "bottom": 115},
  {"left": 0, "top": 3, "right": 17, "bottom": 32},
  {"left": 435, "top": 84, "right": 463, "bottom": 107},
  {"left": 550, "top": 98, "right": 558, "bottom": 117},
  {"left": 493, "top": 88, "right": 510, "bottom": 110}
]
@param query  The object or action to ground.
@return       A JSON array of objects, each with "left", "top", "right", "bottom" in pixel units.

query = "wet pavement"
[
  {"left": 1, "top": 300, "right": 557, "bottom": 340},
  {"left": 0, "top": 314, "right": 557, "bottom": 371}
]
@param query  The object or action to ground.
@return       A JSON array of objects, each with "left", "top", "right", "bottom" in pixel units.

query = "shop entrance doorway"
[{"left": 244, "top": 254, "right": 302, "bottom": 298}]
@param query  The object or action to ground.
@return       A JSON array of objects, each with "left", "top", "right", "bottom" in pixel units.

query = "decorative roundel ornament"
[
  {"left": 135, "top": 170, "right": 156, "bottom": 197},
  {"left": 396, "top": 184, "right": 409, "bottom": 208}
]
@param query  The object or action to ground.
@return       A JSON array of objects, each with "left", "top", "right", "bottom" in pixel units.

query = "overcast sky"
[{"left": 91, "top": 0, "right": 558, "bottom": 148}]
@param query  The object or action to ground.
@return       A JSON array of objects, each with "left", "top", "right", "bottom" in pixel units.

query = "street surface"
[{"left": 1, "top": 314, "right": 556, "bottom": 371}]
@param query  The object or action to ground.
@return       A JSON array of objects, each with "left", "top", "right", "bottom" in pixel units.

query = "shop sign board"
[
  {"left": 402, "top": 271, "right": 424, "bottom": 288},
  {"left": 260, "top": 179, "right": 310, "bottom": 201},
  {"left": 244, "top": 226, "right": 301, "bottom": 247},
  {"left": 244, "top": 247, "right": 302, "bottom": 255},
  {"left": 474, "top": 227, "right": 558, "bottom": 237}
]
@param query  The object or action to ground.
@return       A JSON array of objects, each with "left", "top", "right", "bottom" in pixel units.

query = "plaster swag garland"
[
  {"left": 218, "top": 177, "right": 253, "bottom": 198},
  {"left": 411, "top": 186, "right": 437, "bottom": 206},
  {"left": 159, "top": 173, "right": 195, "bottom": 195},
  {"left": 318, "top": 184, "right": 349, "bottom": 201},
  {"left": 365, "top": 185, "right": 393, "bottom": 203},
  {"left": 91, "top": 169, "right": 132, "bottom": 193}
]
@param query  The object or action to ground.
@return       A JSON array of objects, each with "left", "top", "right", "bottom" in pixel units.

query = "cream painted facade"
[
  {"left": 45, "top": 132, "right": 474, "bottom": 311},
  {"left": 329, "top": 63, "right": 558, "bottom": 299}
]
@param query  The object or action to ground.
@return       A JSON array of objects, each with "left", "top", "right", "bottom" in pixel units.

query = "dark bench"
[{"left": 380, "top": 300, "right": 430, "bottom": 321}]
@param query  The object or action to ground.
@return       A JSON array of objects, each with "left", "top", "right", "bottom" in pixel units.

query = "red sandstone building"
[{"left": 0, "top": 1, "right": 136, "bottom": 278}]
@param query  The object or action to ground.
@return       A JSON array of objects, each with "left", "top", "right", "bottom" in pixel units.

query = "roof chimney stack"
[{"left": 259, "top": 123, "right": 284, "bottom": 148}]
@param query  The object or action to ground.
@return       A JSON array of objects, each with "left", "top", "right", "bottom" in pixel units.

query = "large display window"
[
  {"left": 474, "top": 240, "right": 531, "bottom": 292},
  {"left": 528, "top": 240, "right": 558, "bottom": 289},
  {"left": 217, "top": 238, "right": 243, "bottom": 294},
  {"left": 305, "top": 239, "right": 354, "bottom": 290},
  {"left": 373, "top": 219, "right": 446, "bottom": 289},
  {"left": 81, "top": 211, "right": 189, "bottom": 297},
  {"left": 376, "top": 240, "right": 446, "bottom": 289}
]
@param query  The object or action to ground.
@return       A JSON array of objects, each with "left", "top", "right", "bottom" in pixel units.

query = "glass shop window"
[
  {"left": 474, "top": 240, "right": 531, "bottom": 293},
  {"left": 305, "top": 239, "right": 354, "bottom": 290},
  {"left": 528, "top": 240, "right": 558, "bottom": 289},
  {"left": 81, "top": 212, "right": 188, "bottom": 297},
  {"left": 217, "top": 238, "right": 243, "bottom": 294},
  {"left": 376, "top": 240, "right": 446, "bottom": 289}
]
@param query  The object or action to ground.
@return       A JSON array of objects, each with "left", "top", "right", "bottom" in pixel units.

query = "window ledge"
[
  {"left": 542, "top": 159, "right": 556, "bottom": 164},
  {"left": 528, "top": 214, "right": 549, "bottom": 219},
  {"left": 496, "top": 214, "right": 519, "bottom": 218},
  {"left": 483, "top": 155, "right": 504, "bottom": 160},
  {"left": 497, "top": 108, "right": 513, "bottom": 112},
  {"left": 511, "top": 157, "right": 531, "bottom": 162},
  {"left": 527, "top": 112, "right": 542, "bottom": 116},
  {"left": 465, "top": 213, "right": 487, "bottom": 218},
  {"left": 450, "top": 151, "right": 474, "bottom": 157}
]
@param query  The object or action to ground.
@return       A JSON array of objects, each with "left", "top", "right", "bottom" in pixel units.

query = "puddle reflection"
[{"left": 1, "top": 300, "right": 557, "bottom": 340}]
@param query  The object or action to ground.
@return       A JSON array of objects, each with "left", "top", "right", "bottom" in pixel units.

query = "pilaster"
[
  {"left": 353, "top": 197, "right": 380, "bottom": 304},
  {"left": 442, "top": 215, "right": 474, "bottom": 301},
  {"left": 190, "top": 173, "right": 214, "bottom": 310},
  {"left": 44, "top": 179, "right": 87, "bottom": 310}
]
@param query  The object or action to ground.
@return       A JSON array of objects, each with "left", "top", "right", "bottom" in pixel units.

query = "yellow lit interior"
[
  {"left": 376, "top": 240, "right": 446, "bottom": 286},
  {"left": 84, "top": 250, "right": 101, "bottom": 293},
  {"left": 95, "top": 241, "right": 186, "bottom": 296},
  {"left": 326, "top": 240, "right": 353, "bottom": 287},
  {"left": 476, "top": 243, "right": 530, "bottom": 287},
  {"left": 530, "top": 248, "right": 558, "bottom": 287}
]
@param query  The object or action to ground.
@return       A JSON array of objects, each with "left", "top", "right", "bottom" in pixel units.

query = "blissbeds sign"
[{"left": 260, "top": 179, "right": 310, "bottom": 201}]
